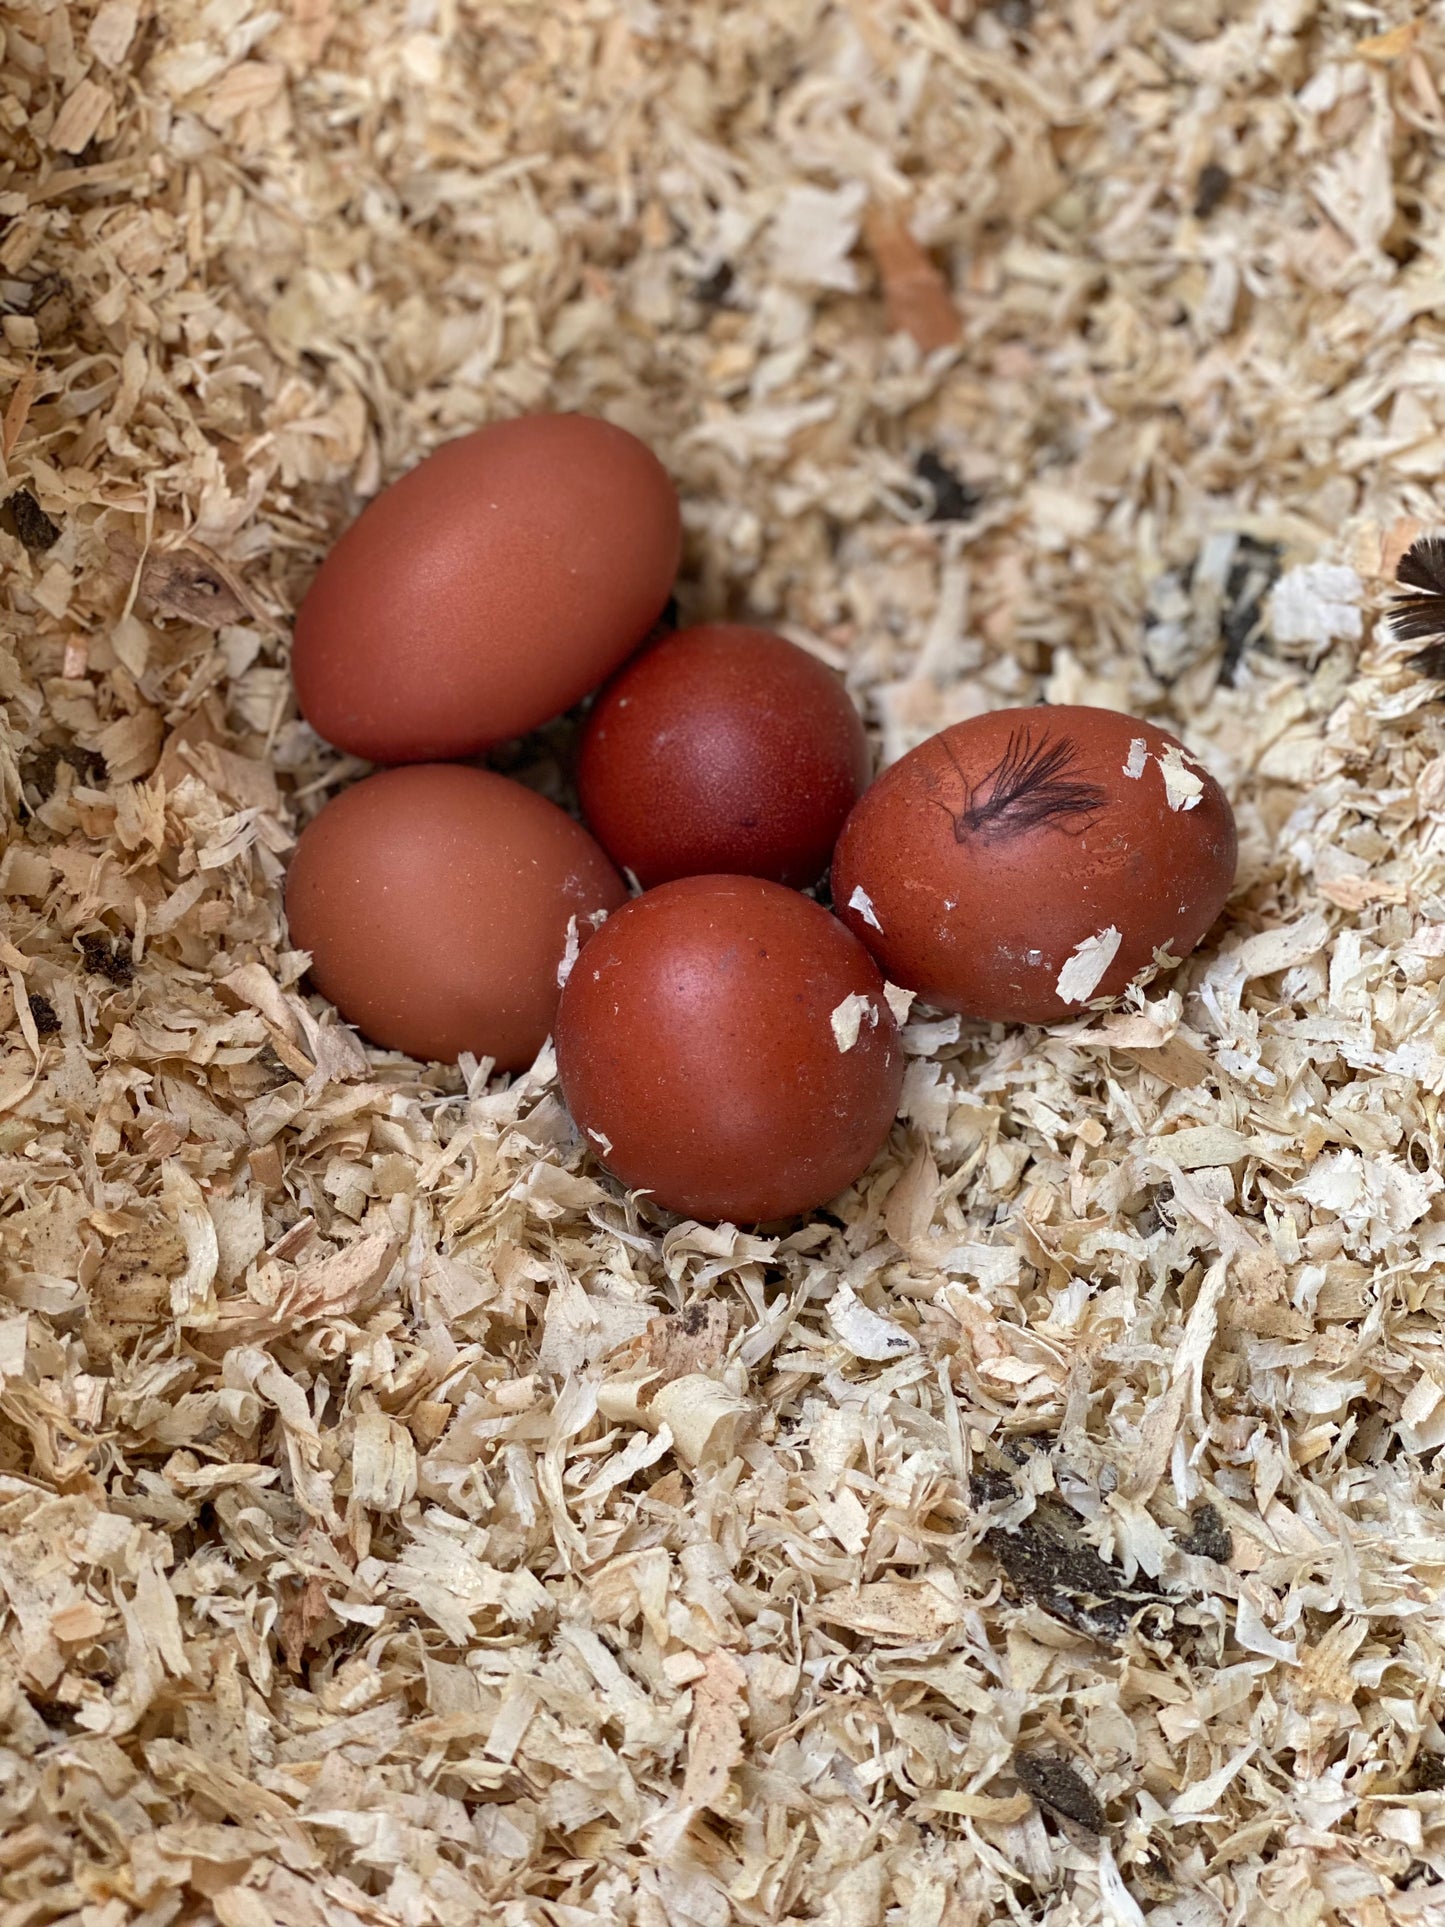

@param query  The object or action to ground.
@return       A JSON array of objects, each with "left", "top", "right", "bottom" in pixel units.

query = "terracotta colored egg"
[
  {"left": 576, "top": 623, "right": 871, "bottom": 889},
  {"left": 832, "top": 705, "right": 1236, "bottom": 1024},
  {"left": 292, "top": 414, "right": 681, "bottom": 763},
  {"left": 555, "top": 875, "right": 904, "bottom": 1223},
  {"left": 285, "top": 764, "right": 626, "bottom": 1068}
]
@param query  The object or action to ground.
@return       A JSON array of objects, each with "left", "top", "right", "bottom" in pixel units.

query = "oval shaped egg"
[
  {"left": 286, "top": 764, "right": 626, "bottom": 1068},
  {"left": 832, "top": 705, "right": 1236, "bottom": 1024},
  {"left": 577, "top": 622, "right": 871, "bottom": 890},
  {"left": 292, "top": 414, "right": 681, "bottom": 763},
  {"left": 555, "top": 875, "right": 903, "bottom": 1224}
]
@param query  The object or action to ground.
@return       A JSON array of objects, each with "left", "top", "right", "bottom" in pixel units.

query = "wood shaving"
[{"left": 5, "top": 2, "right": 1445, "bottom": 1921}]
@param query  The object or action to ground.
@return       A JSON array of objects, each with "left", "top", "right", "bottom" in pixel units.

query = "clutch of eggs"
[{"left": 280, "top": 410, "right": 1240, "bottom": 1224}]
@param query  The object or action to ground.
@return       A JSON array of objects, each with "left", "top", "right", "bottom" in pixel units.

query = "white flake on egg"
[
  {"left": 848, "top": 885, "right": 882, "bottom": 931},
  {"left": 556, "top": 915, "right": 581, "bottom": 987},
  {"left": 830, "top": 993, "right": 878, "bottom": 1053},
  {"left": 1157, "top": 744, "right": 1204, "bottom": 811},
  {"left": 883, "top": 981, "right": 915, "bottom": 1025},
  {"left": 1055, "top": 926, "right": 1122, "bottom": 1004},
  {"left": 1123, "top": 737, "right": 1148, "bottom": 779}
]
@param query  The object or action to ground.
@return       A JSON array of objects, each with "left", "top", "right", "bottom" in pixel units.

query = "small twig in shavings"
[
  {"left": 1388, "top": 535, "right": 1445, "bottom": 677},
  {"left": 934, "top": 729, "right": 1107, "bottom": 845}
]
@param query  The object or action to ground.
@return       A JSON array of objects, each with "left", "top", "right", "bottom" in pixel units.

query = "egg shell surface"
[
  {"left": 577, "top": 622, "right": 871, "bottom": 889},
  {"left": 292, "top": 414, "right": 681, "bottom": 763},
  {"left": 555, "top": 874, "right": 904, "bottom": 1224},
  {"left": 831, "top": 705, "right": 1237, "bottom": 1023},
  {"left": 285, "top": 764, "right": 626, "bottom": 1068}
]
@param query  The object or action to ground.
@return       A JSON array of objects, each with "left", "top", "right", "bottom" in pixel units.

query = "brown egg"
[
  {"left": 286, "top": 765, "right": 626, "bottom": 1068},
  {"left": 292, "top": 414, "right": 681, "bottom": 763},
  {"left": 577, "top": 623, "right": 871, "bottom": 889},
  {"left": 555, "top": 875, "right": 903, "bottom": 1224},
  {"left": 832, "top": 706, "right": 1237, "bottom": 1023}
]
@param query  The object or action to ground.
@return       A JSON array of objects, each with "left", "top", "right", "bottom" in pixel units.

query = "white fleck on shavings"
[
  {"left": 944, "top": 1243, "right": 1021, "bottom": 1291},
  {"left": 1123, "top": 737, "right": 1148, "bottom": 778},
  {"left": 1157, "top": 743, "right": 1205, "bottom": 811},
  {"left": 586, "top": 1127, "right": 613, "bottom": 1157},
  {"left": 827, "top": 1281, "right": 918, "bottom": 1361},
  {"left": 769, "top": 181, "right": 867, "bottom": 291},
  {"left": 1054, "top": 927, "right": 1122, "bottom": 1005},
  {"left": 1293, "top": 1149, "right": 1440, "bottom": 1252},
  {"left": 849, "top": 885, "right": 883, "bottom": 930},
  {"left": 556, "top": 915, "right": 581, "bottom": 987},
  {"left": 830, "top": 992, "right": 878, "bottom": 1052},
  {"left": 882, "top": 981, "right": 915, "bottom": 1025},
  {"left": 1267, "top": 562, "right": 1363, "bottom": 651}
]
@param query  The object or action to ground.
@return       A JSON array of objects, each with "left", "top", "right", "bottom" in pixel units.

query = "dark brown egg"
[
  {"left": 555, "top": 875, "right": 903, "bottom": 1223},
  {"left": 292, "top": 414, "right": 681, "bottom": 763},
  {"left": 832, "top": 706, "right": 1236, "bottom": 1023},
  {"left": 576, "top": 623, "right": 870, "bottom": 889},
  {"left": 285, "top": 764, "right": 626, "bottom": 1068}
]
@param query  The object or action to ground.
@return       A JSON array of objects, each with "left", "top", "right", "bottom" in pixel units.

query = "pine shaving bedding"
[{"left": 2, "top": 2, "right": 1445, "bottom": 1923}]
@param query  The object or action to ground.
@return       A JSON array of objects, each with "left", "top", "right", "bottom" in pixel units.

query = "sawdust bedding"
[{"left": 5, "top": 0, "right": 1445, "bottom": 1921}]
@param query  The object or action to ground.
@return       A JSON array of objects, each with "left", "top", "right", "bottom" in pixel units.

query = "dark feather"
[
  {"left": 948, "top": 729, "right": 1106, "bottom": 842},
  {"left": 1388, "top": 537, "right": 1445, "bottom": 668},
  {"left": 1396, "top": 535, "right": 1445, "bottom": 597},
  {"left": 1390, "top": 597, "right": 1445, "bottom": 646}
]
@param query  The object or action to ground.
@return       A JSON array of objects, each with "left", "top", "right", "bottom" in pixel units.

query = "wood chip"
[{"left": 863, "top": 202, "right": 962, "bottom": 353}]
